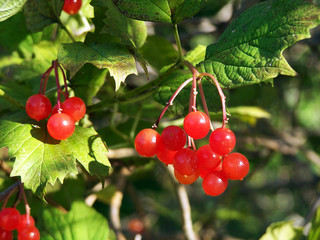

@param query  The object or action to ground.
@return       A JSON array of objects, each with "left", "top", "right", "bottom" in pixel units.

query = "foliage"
[{"left": 0, "top": 0, "right": 319, "bottom": 239}]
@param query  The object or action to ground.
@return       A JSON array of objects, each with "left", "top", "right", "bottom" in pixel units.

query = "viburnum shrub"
[
  {"left": 0, "top": 183, "right": 39, "bottom": 240},
  {"left": 134, "top": 62, "right": 250, "bottom": 196},
  {"left": 25, "top": 60, "right": 86, "bottom": 140}
]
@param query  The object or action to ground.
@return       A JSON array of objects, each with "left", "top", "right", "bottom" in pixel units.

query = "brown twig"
[{"left": 166, "top": 165, "right": 198, "bottom": 240}]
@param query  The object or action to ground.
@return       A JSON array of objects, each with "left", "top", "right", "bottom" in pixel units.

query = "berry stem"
[
  {"left": 53, "top": 60, "right": 63, "bottom": 110},
  {"left": 153, "top": 77, "right": 193, "bottom": 128},
  {"left": 198, "top": 73, "right": 228, "bottom": 127},
  {"left": 197, "top": 80, "right": 214, "bottom": 131},
  {"left": 0, "top": 181, "right": 20, "bottom": 210},
  {"left": 19, "top": 183, "right": 31, "bottom": 216},
  {"left": 40, "top": 66, "right": 53, "bottom": 95},
  {"left": 58, "top": 64, "right": 69, "bottom": 98}
]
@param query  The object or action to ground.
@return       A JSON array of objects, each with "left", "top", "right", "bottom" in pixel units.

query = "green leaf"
[
  {"left": 58, "top": 42, "right": 137, "bottom": 91},
  {"left": 23, "top": 0, "right": 64, "bottom": 32},
  {"left": 112, "top": 0, "right": 207, "bottom": 24},
  {"left": 0, "top": 0, "right": 26, "bottom": 22},
  {"left": 200, "top": 0, "right": 320, "bottom": 88},
  {"left": 0, "top": 112, "right": 111, "bottom": 196},
  {"left": 91, "top": 0, "right": 147, "bottom": 49},
  {"left": 71, "top": 64, "right": 108, "bottom": 105},
  {"left": 259, "top": 221, "right": 303, "bottom": 240},
  {"left": 39, "top": 201, "right": 110, "bottom": 240},
  {"left": 140, "top": 35, "right": 178, "bottom": 70},
  {"left": 307, "top": 206, "right": 320, "bottom": 240}
]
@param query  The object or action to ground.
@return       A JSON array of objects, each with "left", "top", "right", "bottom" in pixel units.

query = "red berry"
[
  {"left": 0, "top": 228, "right": 12, "bottom": 240},
  {"left": 18, "top": 226, "right": 40, "bottom": 240},
  {"left": 222, "top": 153, "right": 249, "bottom": 180},
  {"left": 0, "top": 208, "right": 20, "bottom": 231},
  {"left": 63, "top": 0, "right": 82, "bottom": 15},
  {"left": 128, "top": 219, "right": 144, "bottom": 234},
  {"left": 161, "top": 126, "right": 186, "bottom": 151},
  {"left": 183, "top": 111, "right": 210, "bottom": 139},
  {"left": 135, "top": 129, "right": 160, "bottom": 157},
  {"left": 174, "top": 169, "right": 199, "bottom": 185},
  {"left": 156, "top": 139, "right": 177, "bottom": 165},
  {"left": 202, "top": 172, "right": 228, "bottom": 196},
  {"left": 209, "top": 127, "right": 236, "bottom": 156},
  {"left": 47, "top": 113, "right": 75, "bottom": 140},
  {"left": 173, "top": 148, "right": 198, "bottom": 176},
  {"left": 61, "top": 97, "right": 86, "bottom": 121},
  {"left": 26, "top": 94, "right": 52, "bottom": 121},
  {"left": 197, "top": 145, "right": 222, "bottom": 178},
  {"left": 17, "top": 215, "right": 35, "bottom": 232}
]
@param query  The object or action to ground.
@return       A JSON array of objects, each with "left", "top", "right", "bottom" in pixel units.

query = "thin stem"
[
  {"left": 173, "top": 24, "right": 183, "bottom": 61},
  {"left": 153, "top": 77, "right": 193, "bottom": 128},
  {"left": 53, "top": 60, "right": 62, "bottom": 109},
  {"left": 191, "top": 71, "right": 198, "bottom": 112},
  {"left": 19, "top": 183, "right": 31, "bottom": 216},
  {"left": 58, "top": 64, "right": 69, "bottom": 98},
  {"left": 198, "top": 73, "right": 228, "bottom": 127},
  {"left": 198, "top": 80, "right": 214, "bottom": 131},
  {"left": 165, "top": 165, "right": 198, "bottom": 240},
  {"left": 0, "top": 181, "right": 20, "bottom": 209},
  {"left": 40, "top": 66, "right": 53, "bottom": 94},
  {"left": 130, "top": 105, "right": 142, "bottom": 141}
]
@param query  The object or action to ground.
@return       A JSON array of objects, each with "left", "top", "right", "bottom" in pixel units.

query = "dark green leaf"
[
  {"left": 259, "top": 221, "right": 303, "bottom": 240},
  {"left": 140, "top": 35, "right": 178, "bottom": 70},
  {"left": 0, "top": 112, "right": 111, "bottom": 196},
  {"left": 71, "top": 64, "right": 108, "bottom": 105},
  {"left": 58, "top": 42, "right": 137, "bottom": 91},
  {"left": 39, "top": 201, "right": 110, "bottom": 240},
  {"left": 91, "top": 0, "right": 147, "bottom": 48},
  {"left": 23, "top": 0, "right": 64, "bottom": 32},
  {"left": 0, "top": 0, "right": 26, "bottom": 22},
  {"left": 200, "top": 0, "right": 320, "bottom": 88},
  {"left": 112, "top": 0, "right": 207, "bottom": 24}
]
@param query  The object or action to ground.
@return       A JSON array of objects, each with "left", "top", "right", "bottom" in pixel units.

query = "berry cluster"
[
  {"left": 0, "top": 208, "right": 39, "bottom": 240},
  {"left": 0, "top": 183, "right": 39, "bottom": 240},
  {"left": 63, "top": 0, "right": 82, "bottom": 15},
  {"left": 25, "top": 60, "right": 86, "bottom": 140},
  {"left": 134, "top": 62, "right": 250, "bottom": 196}
]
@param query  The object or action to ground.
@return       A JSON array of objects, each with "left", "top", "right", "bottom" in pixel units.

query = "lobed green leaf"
[
  {"left": 0, "top": 112, "right": 111, "bottom": 197},
  {"left": 58, "top": 42, "right": 137, "bottom": 91},
  {"left": 39, "top": 201, "right": 111, "bottom": 240},
  {"left": 259, "top": 221, "right": 303, "bottom": 240},
  {"left": 0, "top": 0, "right": 26, "bottom": 22},
  {"left": 200, "top": 0, "right": 320, "bottom": 88},
  {"left": 112, "top": 0, "right": 207, "bottom": 24}
]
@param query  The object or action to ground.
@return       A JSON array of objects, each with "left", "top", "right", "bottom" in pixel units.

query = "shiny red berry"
[
  {"left": 47, "top": 113, "right": 75, "bottom": 140},
  {"left": 202, "top": 171, "right": 228, "bottom": 196},
  {"left": 26, "top": 94, "right": 52, "bottom": 121},
  {"left": 197, "top": 145, "right": 222, "bottom": 178},
  {"left": 161, "top": 125, "right": 186, "bottom": 151},
  {"left": 0, "top": 208, "right": 20, "bottom": 231},
  {"left": 183, "top": 111, "right": 210, "bottom": 139},
  {"left": 174, "top": 169, "right": 199, "bottom": 185},
  {"left": 63, "top": 0, "right": 82, "bottom": 15},
  {"left": 17, "top": 215, "right": 35, "bottom": 232},
  {"left": 135, "top": 129, "right": 160, "bottom": 157},
  {"left": 156, "top": 139, "right": 177, "bottom": 165},
  {"left": 222, "top": 153, "right": 249, "bottom": 180},
  {"left": 0, "top": 228, "right": 13, "bottom": 240},
  {"left": 18, "top": 226, "right": 40, "bottom": 240},
  {"left": 61, "top": 97, "right": 86, "bottom": 121},
  {"left": 209, "top": 127, "right": 236, "bottom": 156},
  {"left": 173, "top": 148, "right": 198, "bottom": 176}
]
